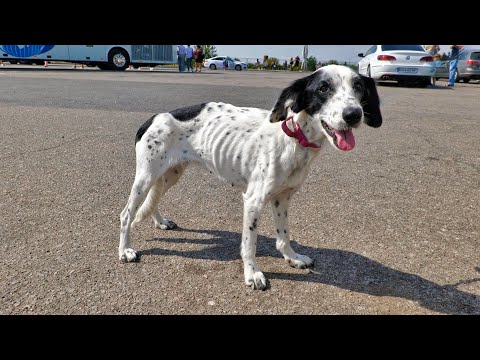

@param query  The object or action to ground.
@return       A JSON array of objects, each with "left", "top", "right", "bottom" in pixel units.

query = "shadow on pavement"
[{"left": 140, "top": 228, "right": 480, "bottom": 314}]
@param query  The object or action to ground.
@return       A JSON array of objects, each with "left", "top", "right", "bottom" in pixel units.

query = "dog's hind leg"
[
  {"left": 119, "top": 172, "right": 158, "bottom": 262},
  {"left": 132, "top": 165, "right": 185, "bottom": 230},
  {"left": 151, "top": 165, "right": 185, "bottom": 230},
  {"left": 271, "top": 192, "right": 314, "bottom": 269}
]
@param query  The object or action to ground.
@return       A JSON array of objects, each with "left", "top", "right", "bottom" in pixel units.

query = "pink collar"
[{"left": 281, "top": 116, "right": 320, "bottom": 149}]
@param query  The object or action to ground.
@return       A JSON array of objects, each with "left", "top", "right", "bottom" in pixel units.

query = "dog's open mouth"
[{"left": 321, "top": 120, "right": 356, "bottom": 151}]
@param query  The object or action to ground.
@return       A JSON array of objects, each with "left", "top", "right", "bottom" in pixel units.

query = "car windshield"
[
  {"left": 470, "top": 52, "right": 480, "bottom": 60},
  {"left": 234, "top": 58, "right": 241, "bottom": 61},
  {"left": 381, "top": 45, "right": 426, "bottom": 52}
]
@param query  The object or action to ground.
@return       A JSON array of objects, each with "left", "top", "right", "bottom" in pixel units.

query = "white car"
[
  {"left": 204, "top": 56, "right": 247, "bottom": 71},
  {"left": 358, "top": 45, "right": 436, "bottom": 87}
]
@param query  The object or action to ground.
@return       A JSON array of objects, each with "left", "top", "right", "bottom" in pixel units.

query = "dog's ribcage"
[{"left": 139, "top": 102, "right": 314, "bottom": 192}]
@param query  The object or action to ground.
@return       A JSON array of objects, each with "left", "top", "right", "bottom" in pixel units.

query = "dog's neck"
[{"left": 282, "top": 110, "right": 326, "bottom": 150}]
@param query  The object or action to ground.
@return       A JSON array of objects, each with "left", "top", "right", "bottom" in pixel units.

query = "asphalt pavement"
[{"left": 1, "top": 64, "right": 479, "bottom": 314}]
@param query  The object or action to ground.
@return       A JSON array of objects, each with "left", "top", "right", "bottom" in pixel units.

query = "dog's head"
[{"left": 269, "top": 64, "right": 382, "bottom": 151}]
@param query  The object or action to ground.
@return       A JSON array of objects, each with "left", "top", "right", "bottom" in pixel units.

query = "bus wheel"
[{"left": 108, "top": 48, "right": 129, "bottom": 71}]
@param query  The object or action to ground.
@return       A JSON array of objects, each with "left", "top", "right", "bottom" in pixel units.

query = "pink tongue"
[{"left": 333, "top": 129, "right": 355, "bottom": 151}]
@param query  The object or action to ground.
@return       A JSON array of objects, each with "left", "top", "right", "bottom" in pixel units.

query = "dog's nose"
[{"left": 342, "top": 106, "right": 363, "bottom": 126}]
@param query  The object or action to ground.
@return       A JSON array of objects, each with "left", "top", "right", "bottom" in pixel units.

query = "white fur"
[{"left": 118, "top": 65, "right": 380, "bottom": 290}]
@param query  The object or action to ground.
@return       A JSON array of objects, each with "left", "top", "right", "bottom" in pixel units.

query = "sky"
[{"left": 214, "top": 45, "right": 480, "bottom": 63}]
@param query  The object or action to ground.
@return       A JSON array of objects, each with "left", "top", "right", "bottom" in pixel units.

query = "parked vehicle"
[
  {"left": 434, "top": 48, "right": 480, "bottom": 83},
  {"left": 0, "top": 45, "right": 177, "bottom": 71},
  {"left": 204, "top": 56, "right": 247, "bottom": 71},
  {"left": 358, "top": 45, "right": 435, "bottom": 87}
]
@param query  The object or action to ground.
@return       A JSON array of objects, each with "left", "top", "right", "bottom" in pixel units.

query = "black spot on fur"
[
  {"left": 284, "top": 211, "right": 287, "bottom": 217},
  {"left": 274, "top": 200, "right": 279, "bottom": 208},
  {"left": 227, "top": 109, "right": 232, "bottom": 113},
  {"left": 169, "top": 103, "right": 207, "bottom": 122},
  {"left": 154, "top": 141, "right": 160, "bottom": 145},
  {"left": 183, "top": 150, "right": 188, "bottom": 153},
  {"left": 277, "top": 213, "right": 281, "bottom": 217},
  {"left": 135, "top": 115, "right": 155, "bottom": 143},
  {"left": 226, "top": 132, "right": 230, "bottom": 136},
  {"left": 218, "top": 104, "right": 224, "bottom": 109},
  {"left": 276, "top": 229, "right": 280, "bottom": 234},
  {"left": 269, "top": 69, "right": 345, "bottom": 122},
  {"left": 179, "top": 138, "right": 183, "bottom": 141},
  {"left": 284, "top": 229, "right": 287, "bottom": 234},
  {"left": 174, "top": 170, "right": 179, "bottom": 174},
  {"left": 148, "top": 145, "right": 152, "bottom": 149},
  {"left": 249, "top": 226, "right": 253, "bottom": 231}
]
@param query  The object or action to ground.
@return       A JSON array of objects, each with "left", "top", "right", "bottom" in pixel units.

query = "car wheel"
[
  {"left": 367, "top": 65, "right": 371, "bottom": 78},
  {"left": 454, "top": 69, "right": 460, "bottom": 83},
  {"left": 209, "top": 64, "right": 216, "bottom": 70},
  {"left": 235, "top": 64, "right": 241, "bottom": 71},
  {"left": 108, "top": 48, "right": 129, "bottom": 71},
  {"left": 462, "top": 78, "right": 470, "bottom": 83},
  {"left": 420, "top": 77, "right": 431, "bottom": 88}
]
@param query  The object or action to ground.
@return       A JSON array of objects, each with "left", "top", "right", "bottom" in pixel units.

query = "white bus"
[{"left": 0, "top": 45, "right": 177, "bottom": 71}]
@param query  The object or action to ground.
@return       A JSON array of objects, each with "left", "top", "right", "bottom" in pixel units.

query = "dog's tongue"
[{"left": 333, "top": 129, "right": 355, "bottom": 151}]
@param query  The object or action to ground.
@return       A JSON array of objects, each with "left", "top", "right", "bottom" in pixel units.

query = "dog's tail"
[{"left": 132, "top": 179, "right": 163, "bottom": 227}]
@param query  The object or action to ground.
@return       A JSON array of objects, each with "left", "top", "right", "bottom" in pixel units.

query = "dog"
[{"left": 119, "top": 64, "right": 382, "bottom": 290}]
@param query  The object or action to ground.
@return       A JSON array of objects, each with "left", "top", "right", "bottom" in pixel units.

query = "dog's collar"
[{"left": 281, "top": 116, "right": 320, "bottom": 149}]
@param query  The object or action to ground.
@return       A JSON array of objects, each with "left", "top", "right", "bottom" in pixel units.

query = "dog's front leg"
[
  {"left": 271, "top": 192, "right": 314, "bottom": 269},
  {"left": 241, "top": 191, "right": 268, "bottom": 290}
]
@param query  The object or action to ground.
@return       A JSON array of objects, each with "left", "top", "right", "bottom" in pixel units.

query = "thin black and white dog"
[{"left": 119, "top": 65, "right": 382, "bottom": 290}]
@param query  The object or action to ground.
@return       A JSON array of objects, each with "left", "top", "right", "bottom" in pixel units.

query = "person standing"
[
  {"left": 445, "top": 45, "right": 464, "bottom": 88},
  {"left": 177, "top": 45, "right": 186, "bottom": 72},
  {"left": 294, "top": 55, "right": 300, "bottom": 70},
  {"left": 194, "top": 45, "right": 204, "bottom": 72},
  {"left": 185, "top": 45, "right": 194, "bottom": 72}
]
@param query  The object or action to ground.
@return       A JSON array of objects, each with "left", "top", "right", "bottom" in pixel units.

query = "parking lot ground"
[{"left": 1, "top": 65, "right": 479, "bottom": 314}]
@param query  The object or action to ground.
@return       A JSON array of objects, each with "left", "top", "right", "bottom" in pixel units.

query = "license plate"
[{"left": 397, "top": 67, "right": 418, "bottom": 74}]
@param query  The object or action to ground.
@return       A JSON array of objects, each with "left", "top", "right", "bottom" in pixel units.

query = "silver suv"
[{"left": 436, "top": 48, "right": 480, "bottom": 83}]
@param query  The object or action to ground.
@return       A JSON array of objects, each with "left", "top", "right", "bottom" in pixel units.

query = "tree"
[
  {"left": 440, "top": 52, "right": 449, "bottom": 61},
  {"left": 202, "top": 45, "right": 217, "bottom": 59},
  {"left": 306, "top": 56, "right": 318, "bottom": 71}
]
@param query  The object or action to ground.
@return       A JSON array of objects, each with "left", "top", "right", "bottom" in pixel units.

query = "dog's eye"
[
  {"left": 353, "top": 82, "right": 364, "bottom": 91},
  {"left": 319, "top": 85, "right": 330, "bottom": 93}
]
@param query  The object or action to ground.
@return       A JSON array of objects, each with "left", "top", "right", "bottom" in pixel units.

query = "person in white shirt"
[{"left": 177, "top": 45, "right": 186, "bottom": 72}]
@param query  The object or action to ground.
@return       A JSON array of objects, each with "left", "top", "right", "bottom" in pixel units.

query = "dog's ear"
[
  {"left": 269, "top": 76, "right": 309, "bottom": 122},
  {"left": 360, "top": 75, "right": 383, "bottom": 128}
]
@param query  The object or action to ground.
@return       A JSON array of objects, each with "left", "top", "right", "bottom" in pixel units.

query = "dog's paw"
[
  {"left": 119, "top": 248, "right": 138, "bottom": 262},
  {"left": 245, "top": 271, "right": 268, "bottom": 290},
  {"left": 155, "top": 219, "right": 177, "bottom": 230},
  {"left": 286, "top": 254, "right": 314, "bottom": 269}
]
